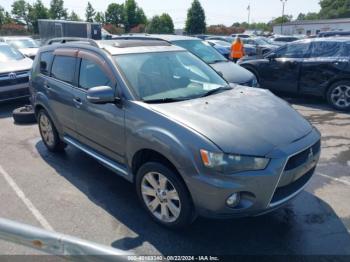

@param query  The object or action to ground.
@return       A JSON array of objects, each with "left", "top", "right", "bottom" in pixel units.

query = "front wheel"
[
  {"left": 136, "top": 162, "right": 195, "bottom": 228},
  {"left": 326, "top": 81, "right": 350, "bottom": 111}
]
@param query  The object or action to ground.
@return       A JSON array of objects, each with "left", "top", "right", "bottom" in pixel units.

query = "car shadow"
[{"left": 35, "top": 141, "right": 350, "bottom": 255}]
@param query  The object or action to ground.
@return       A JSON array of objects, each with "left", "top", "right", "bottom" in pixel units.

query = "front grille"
[
  {"left": 0, "top": 76, "right": 29, "bottom": 87},
  {"left": 285, "top": 140, "right": 321, "bottom": 171},
  {"left": 270, "top": 167, "right": 315, "bottom": 204}
]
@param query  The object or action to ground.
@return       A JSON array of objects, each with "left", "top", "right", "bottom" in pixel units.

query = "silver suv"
[
  {"left": 0, "top": 43, "right": 32, "bottom": 102},
  {"left": 30, "top": 39, "right": 321, "bottom": 228}
]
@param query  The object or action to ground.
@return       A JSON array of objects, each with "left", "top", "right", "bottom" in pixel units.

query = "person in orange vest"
[{"left": 230, "top": 37, "right": 245, "bottom": 63}]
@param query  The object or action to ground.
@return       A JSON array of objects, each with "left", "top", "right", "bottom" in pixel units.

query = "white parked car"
[{"left": 0, "top": 36, "right": 39, "bottom": 59}]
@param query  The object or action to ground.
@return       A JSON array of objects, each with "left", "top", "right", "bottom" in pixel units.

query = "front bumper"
[
  {"left": 185, "top": 128, "right": 321, "bottom": 218},
  {"left": 0, "top": 82, "right": 30, "bottom": 102}
]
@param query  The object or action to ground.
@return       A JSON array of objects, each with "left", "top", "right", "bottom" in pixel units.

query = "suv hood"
[
  {"left": 210, "top": 61, "right": 254, "bottom": 84},
  {"left": 19, "top": 48, "right": 39, "bottom": 58},
  {"left": 150, "top": 87, "right": 312, "bottom": 156},
  {"left": 0, "top": 57, "right": 32, "bottom": 74}
]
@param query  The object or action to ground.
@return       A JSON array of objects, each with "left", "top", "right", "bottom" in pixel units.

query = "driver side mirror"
[
  {"left": 266, "top": 52, "right": 277, "bottom": 60},
  {"left": 87, "top": 86, "right": 117, "bottom": 104}
]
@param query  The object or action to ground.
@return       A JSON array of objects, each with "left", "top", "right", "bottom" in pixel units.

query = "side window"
[
  {"left": 310, "top": 41, "right": 343, "bottom": 57},
  {"left": 276, "top": 43, "right": 309, "bottom": 58},
  {"left": 51, "top": 55, "right": 76, "bottom": 84},
  {"left": 39, "top": 51, "right": 54, "bottom": 76},
  {"left": 79, "top": 58, "right": 112, "bottom": 90}
]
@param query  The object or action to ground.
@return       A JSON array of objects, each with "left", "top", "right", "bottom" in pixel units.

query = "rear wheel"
[
  {"left": 136, "top": 162, "right": 195, "bottom": 228},
  {"left": 37, "top": 110, "right": 66, "bottom": 152},
  {"left": 326, "top": 81, "right": 350, "bottom": 111}
]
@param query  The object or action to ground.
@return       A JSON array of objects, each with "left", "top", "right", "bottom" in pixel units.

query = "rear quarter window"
[{"left": 51, "top": 55, "right": 76, "bottom": 84}]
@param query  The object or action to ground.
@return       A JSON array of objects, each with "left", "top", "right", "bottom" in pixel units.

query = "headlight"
[
  {"left": 251, "top": 77, "right": 258, "bottom": 87},
  {"left": 200, "top": 149, "right": 269, "bottom": 174}
]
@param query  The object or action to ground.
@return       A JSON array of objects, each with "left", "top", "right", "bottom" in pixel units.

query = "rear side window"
[
  {"left": 310, "top": 41, "right": 344, "bottom": 57},
  {"left": 79, "top": 59, "right": 112, "bottom": 90},
  {"left": 51, "top": 56, "right": 76, "bottom": 84},
  {"left": 39, "top": 51, "right": 53, "bottom": 76}
]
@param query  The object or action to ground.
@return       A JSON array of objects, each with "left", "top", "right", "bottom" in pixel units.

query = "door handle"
[
  {"left": 73, "top": 97, "right": 83, "bottom": 105},
  {"left": 43, "top": 82, "right": 50, "bottom": 89}
]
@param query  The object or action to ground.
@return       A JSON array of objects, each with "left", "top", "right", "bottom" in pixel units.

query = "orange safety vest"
[{"left": 231, "top": 42, "right": 245, "bottom": 59}]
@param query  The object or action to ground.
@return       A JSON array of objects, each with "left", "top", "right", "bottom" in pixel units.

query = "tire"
[
  {"left": 37, "top": 109, "right": 66, "bottom": 152},
  {"left": 12, "top": 105, "right": 36, "bottom": 124},
  {"left": 136, "top": 162, "right": 195, "bottom": 228},
  {"left": 326, "top": 81, "right": 350, "bottom": 111}
]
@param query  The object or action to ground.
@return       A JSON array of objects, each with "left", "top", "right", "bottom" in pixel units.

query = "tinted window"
[
  {"left": 275, "top": 43, "right": 309, "bottom": 58},
  {"left": 39, "top": 51, "right": 54, "bottom": 76},
  {"left": 51, "top": 56, "right": 76, "bottom": 84},
  {"left": 310, "top": 41, "right": 344, "bottom": 57},
  {"left": 79, "top": 59, "right": 112, "bottom": 90}
]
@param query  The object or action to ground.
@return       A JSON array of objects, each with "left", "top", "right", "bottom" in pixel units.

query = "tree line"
[{"left": 0, "top": 0, "right": 207, "bottom": 35}]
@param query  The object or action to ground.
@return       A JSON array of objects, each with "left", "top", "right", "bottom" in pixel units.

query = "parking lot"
[{"left": 0, "top": 96, "right": 349, "bottom": 256}]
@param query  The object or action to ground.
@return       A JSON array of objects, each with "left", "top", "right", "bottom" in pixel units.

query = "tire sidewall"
[
  {"left": 135, "top": 162, "right": 194, "bottom": 228},
  {"left": 327, "top": 81, "right": 350, "bottom": 111}
]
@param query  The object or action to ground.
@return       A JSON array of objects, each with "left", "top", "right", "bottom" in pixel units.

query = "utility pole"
[
  {"left": 247, "top": 4, "right": 251, "bottom": 25},
  {"left": 280, "top": 0, "right": 287, "bottom": 35}
]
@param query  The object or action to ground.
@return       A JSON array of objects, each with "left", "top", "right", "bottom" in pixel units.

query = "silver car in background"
[
  {"left": 0, "top": 43, "right": 32, "bottom": 102},
  {"left": 0, "top": 36, "right": 39, "bottom": 60}
]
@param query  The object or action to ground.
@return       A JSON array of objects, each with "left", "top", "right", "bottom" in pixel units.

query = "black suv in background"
[{"left": 239, "top": 38, "right": 350, "bottom": 111}]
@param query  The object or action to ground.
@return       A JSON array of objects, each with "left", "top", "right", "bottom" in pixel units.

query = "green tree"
[
  {"left": 68, "top": 11, "right": 80, "bottom": 21},
  {"left": 85, "top": 2, "right": 96, "bottom": 22},
  {"left": 319, "top": 0, "right": 350, "bottom": 19},
  {"left": 297, "top": 12, "right": 319, "bottom": 20},
  {"left": 159, "top": 13, "right": 174, "bottom": 33},
  {"left": 11, "top": 0, "right": 30, "bottom": 27},
  {"left": 146, "top": 15, "right": 161, "bottom": 33},
  {"left": 271, "top": 15, "right": 293, "bottom": 25},
  {"left": 185, "top": 0, "right": 206, "bottom": 34},
  {"left": 0, "top": 6, "right": 5, "bottom": 27},
  {"left": 49, "top": 0, "right": 67, "bottom": 20},
  {"left": 124, "top": 0, "right": 146, "bottom": 32},
  {"left": 28, "top": 0, "right": 49, "bottom": 33},
  {"left": 105, "top": 3, "right": 124, "bottom": 26},
  {"left": 95, "top": 11, "right": 105, "bottom": 23}
]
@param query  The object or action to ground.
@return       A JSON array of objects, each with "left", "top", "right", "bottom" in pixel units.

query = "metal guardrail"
[{"left": 0, "top": 217, "right": 131, "bottom": 261}]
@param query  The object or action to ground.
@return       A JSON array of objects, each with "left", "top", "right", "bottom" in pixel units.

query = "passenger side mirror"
[
  {"left": 87, "top": 86, "right": 116, "bottom": 104},
  {"left": 40, "top": 61, "right": 47, "bottom": 71}
]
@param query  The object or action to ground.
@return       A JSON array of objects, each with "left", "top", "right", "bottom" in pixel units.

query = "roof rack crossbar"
[{"left": 45, "top": 37, "right": 99, "bottom": 47}]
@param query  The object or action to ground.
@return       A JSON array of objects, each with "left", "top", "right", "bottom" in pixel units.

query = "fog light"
[{"left": 226, "top": 193, "right": 240, "bottom": 207}]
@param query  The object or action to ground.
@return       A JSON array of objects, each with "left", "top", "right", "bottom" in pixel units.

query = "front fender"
[{"left": 125, "top": 126, "right": 200, "bottom": 179}]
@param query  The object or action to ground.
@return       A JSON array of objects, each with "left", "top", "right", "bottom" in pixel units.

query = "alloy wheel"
[
  {"left": 330, "top": 85, "right": 350, "bottom": 109},
  {"left": 39, "top": 114, "right": 55, "bottom": 147},
  {"left": 141, "top": 172, "right": 181, "bottom": 223}
]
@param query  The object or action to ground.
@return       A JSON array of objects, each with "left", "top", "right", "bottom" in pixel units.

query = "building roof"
[{"left": 275, "top": 18, "right": 350, "bottom": 27}]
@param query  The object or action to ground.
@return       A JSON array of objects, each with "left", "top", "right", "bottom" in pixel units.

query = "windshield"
[
  {"left": 7, "top": 39, "right": 39, "bottom": 49},
  {"left": 172, "top": 40, "right": 227, "bottom": 64},
  {"left": 0, "top": 45, "right": 25, "bottom": 62},
  {"left": 255, "top": 38, "right": 270, "bottom": 45},
  {"left": 114, "top": 51, "right": 228, "bottom": 102}
]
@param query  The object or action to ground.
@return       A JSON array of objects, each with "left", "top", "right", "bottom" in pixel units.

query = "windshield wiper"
[
  {"left": 209, "top": 59, "right": 227, "bottom": 64},
  {"left": 143, "top": 97, "right": 187, "bottom": 104},
  {"left": 200, "top": 86, "right": 232, "bottom": 98}
]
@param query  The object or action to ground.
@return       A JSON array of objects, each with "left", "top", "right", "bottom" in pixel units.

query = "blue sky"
[{"left": 1, "top": 0, "right": 321, "bottom": 28}]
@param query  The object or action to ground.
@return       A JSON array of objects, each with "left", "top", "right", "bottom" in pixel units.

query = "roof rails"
[
  {"left": 110, "top": 36, "right": 171, "bottom": 44},
  {"left": 45, "top": 37, "right": 99, "bottom": 47}
]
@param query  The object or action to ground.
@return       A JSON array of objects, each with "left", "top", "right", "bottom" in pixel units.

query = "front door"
[
  {"left": 72, "top": 50, "right": 125, "bottom": 164},
  {"left": 259, "top": 42, "right": 310, "bottom": 93}
]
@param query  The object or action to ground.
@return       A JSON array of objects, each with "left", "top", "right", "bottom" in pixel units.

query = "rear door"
[
  {"left": 299, "top": 41, "right": 349, "bottom": 95},
  {"left": 71, "top": 50, "right": 125, "bottom": 164},
  {"left": 258, "top": 42, "right": 310, "bottom": 93},
  {"left": 46, "top": 49, "right": 79, "bottom": 138}
]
